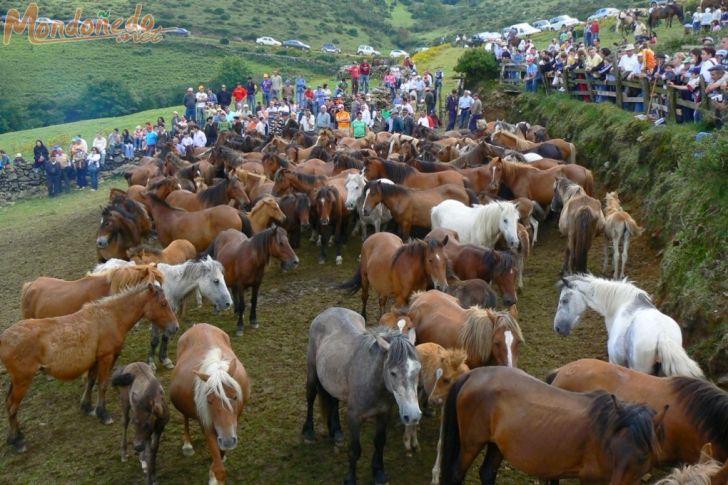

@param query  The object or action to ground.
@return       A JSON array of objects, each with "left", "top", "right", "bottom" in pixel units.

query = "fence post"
[
  {"left": 641, "top": 77, "right": 651, "bottom": 114},
  {"left": 564, "top": 70, "right": 572, "bottom": 96},
  {"left": 584, "top": 72, "right": 594, "bottom": 102},
  {"left": 667, "top": 85, "right": 677, "bottom": 123},
  {"left": 615, "top": 74, "right": 623, "bottom": 108}
]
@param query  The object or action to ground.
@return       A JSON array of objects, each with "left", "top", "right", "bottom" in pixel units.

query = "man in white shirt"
[
  {"left": 458, "top": 90, "right": 474, "bottom": 129},
  {"left": 300, "top": 109, "right": 316, "bottom": 133},
  {"left": 92, "top": 133, "right": 107, "bottom": 166},
  {"left": 192, "top": 127, "right": 207, "bottom": 148},
  {"left": 618, "top": 44, "right": 641, "bottom": 78},
  {"left": 195, "top": 85, "right": 208, "bottom": 125}
]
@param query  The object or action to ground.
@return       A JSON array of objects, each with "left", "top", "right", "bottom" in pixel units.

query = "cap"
[
  {"left": 709, "top": 65, "right": 725, "bottom": 72},
  {"left": 16, "top": 153, "right": 22, "bottom": 157},
  {"left": 690, "top": 66, "right": 701, "bottom": 74},
  {"left": 624, "top": 44, "right": 635, "bottom": 51},
  {"left": 717, "top": 49, "right": 728, "bottom": 57}
]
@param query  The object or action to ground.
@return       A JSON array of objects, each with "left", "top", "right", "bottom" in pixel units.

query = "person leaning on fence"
[
  {"left": 669, "top": 67, "right": 703, "bottom": 123},
  {"left": 706, "top": 65, "right": 727, "bottom": 126},
  {"left": 457, "top": 90, "right": 474, "bottom": 129}
]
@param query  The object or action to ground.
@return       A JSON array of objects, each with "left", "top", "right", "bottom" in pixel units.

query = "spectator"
[
  {"left": 133, "top": 125, "right": 144, "bottom": 153},
  {"left": 402, "top": 109, "right": 414, "bottom": 135},
  {"left": 121, "top": 129, "right": 134, "bottom": 160},
  {"left": 316, "top": 106, "right": 331, "bottom": 130},
  {"left": 195, "top": 85, "right": 208, "bottom": 123},
  {"left": 92, "top": 132, "right": 107, "bottom": 166},
  {"left": 718, "top": 49, "right": 728, "bottom": 68},
  {"left": 525, "top": 57, "right": 539, "bottom": 92},
  {"left": 45, "top": 149, "right": 62, "bottom": 197},
  {"left": 271, "top": 70, "right": 283, "bottom": 100},
  {"left": 0, "top": 149, "right": 9, "bottom": 170},
  {"left": 144, "top": 126, "right": 158, "bottom": 156},
  {"left": 446, "top": 89, "right": 458, "bottom": 130},
  {"left": 300, "top": 108, "right": 315, "bottom": 133},
  {"left": 192, "top": 126, "right": 207, "bottom": 148},
  {"left": 86, "top": 146, "right": 101, "bottom": 191},
  {"left": 106, "top": 129, "right": 121, "bottom": 157},
  {"left": 702, "top": 8, "right": 713, "bottom": 32},
  {"left": 73, "top": 145, "right": 87, "bottom": 190},
  {"left": 295, "top": 74, "right": 306, "bottom": 106},
  {"left": 170, "top": 111, "right": 181, "bottom": 137},
  {"left": 458, "top": 89, "right": 474, "bottom": 129},
  {"left": 349, "top": 63, "right": 360, "bottom": 96},
  {"left": 232, "top": 82, "right": 247, "bottom": 111},
  {"left": 33, "top": 140, "right": 49, "bottom": 171},
  {"left": 692, "top": 8, "right": 703, "bottom": 33},
  {"left": 390, "top": 108, "right": 404, "bottom": 133},
  {"left": 360, "top": 102, "right": 372, "bottom": 126},
  {"left": 157, "top": 117, "right": 166, "bottom": 129},
  {"left": 183, "top": 87, "right": 196, "bottom": 122},
  {"left": 217, "top": 112, "right": 232, "bottom": 134},
  {"left": 246, "top": 76, "right": 257, "bottom": 109},
  {"left": 335, "top": 104, "right": 351, "bottom": 130},
  {"left": 217, "top": 84, "right": 232, "bottom": 109},
  {"left": 700, "top": 47, "right": 718, "bottom": 82},
  {"left": 181, "top": 131, "right": 194, "bottom": 152},
  {"left": 203, "top": 117, "right": 217, "bottom": 147},
  {"left": 469, "top": 94, "right": 483, "bottom": 131},
  {"left": 360, "top": 59, "right": 371, "bottom": 94},
  {"left": 206, "top": 89, "right": 218, "bottom": 107},
  {"left": 350, "top": 111, "right": 368, "bottom": 139},
  {"left": 174, "top": 136, "right": 186, "bottom": 156},
  {"left": 416, "top": 110, "right": 430, "bottom": 128},
  {"left": 261, "top": 73, "right": 272, "bottom": 106}
]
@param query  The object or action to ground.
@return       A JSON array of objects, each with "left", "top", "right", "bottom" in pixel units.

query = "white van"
[{"left": 502, "top": 23, "right": 542, "bottom": 37}]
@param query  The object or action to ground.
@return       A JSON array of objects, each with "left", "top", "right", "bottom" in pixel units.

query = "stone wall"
[{"left": 0, "top": 154, "right": 140, "bottom": 204}]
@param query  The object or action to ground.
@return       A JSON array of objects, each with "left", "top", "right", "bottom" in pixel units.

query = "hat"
[
  {"left": 709, "top": 65, "right": 726, "bottom": 72},
  {"left": 187, "top": 87, "right": 193, "bottom": 92},
  {"left": 717, "top": 49, "right": 728, "bottom": 57},
  {"left": 689, "top": 66, "right": 701, "bottom": 74},
  {"left": 624, "top": 44, "right": 635, "bottom": 51},
  {"left": 16, "top": 153, "right": 22, "bottom": 157},
  {"left": 703, "top": 37, "right": 714, "bottom": 44},
  {"left": 656, "top": 53, "right": 666, "bottom": 59},
  {"left": 198, "top": 85, "right": 204, "bottom": 89}
]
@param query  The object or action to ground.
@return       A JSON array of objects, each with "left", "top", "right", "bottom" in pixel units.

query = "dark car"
[
  {"left": 283, "top": 39, "right": 311, "bottom": 51},
  {"left": 469, "top": 35, "right": 485, "bottom": 47},
  {"left": 321, "top": 43, "right": 341, "bottom": 54}
]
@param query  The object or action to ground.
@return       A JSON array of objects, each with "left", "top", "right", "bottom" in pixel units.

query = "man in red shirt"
[
  {"left": 591, "top": 19, "right": 600, "bottom": 45},
  {"left": 349, "top": 64, "right": 361, "bottom": 96},
  {"left": 359, "top": 59, "right": 371, "bottom": 94},
  {"left": 232, "top": 83, "right": 247, "bottom": 111}
]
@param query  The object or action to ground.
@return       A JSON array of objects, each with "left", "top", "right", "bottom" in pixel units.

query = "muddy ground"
[{"left": 0, "top": 179, "right": 663, "bottom": 484}]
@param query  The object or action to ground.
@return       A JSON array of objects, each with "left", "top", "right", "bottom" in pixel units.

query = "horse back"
[{"left": 21, "top": 275, "right": 110, "bottom": 319}]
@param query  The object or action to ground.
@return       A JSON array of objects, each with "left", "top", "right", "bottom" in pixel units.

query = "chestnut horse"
[
  {"left": 603, "top": 191, "right": 644, "bottom": 279},
  {"left": 204, "top": 227, "right": 299, "bottom": 336},
  {"left": 127, "top": 239, "right": 197, "bottom": 265},
  {"left": 96, "top": 196, "right": 154, "bottom": 262},
  {"left": 363, "top": 157, "right": 466, "bottom": 189},
  {"left": 170, "top": 323, "right": 250, "bottom": 485},
  {"left": 21, "top": 265, "right": 164, "bottom": 319},
  {"left": 488, "top": 157, "right": 594, "bottom": 206},
  {"left": 547, "top": 358, "right": 728, "bottom": 465},
  {"left": 165, "top": 176, "right": 251, "bottom": 211},
  {"left": 440, "top": 367, "right": 665, "bottom": 484},
  {"left": 407, "top": 290, "right": 523, "bottom": 369},
  {"left": 276, "top": 193, "right": 311, "bottom": 249},
  {"left": 362, "top": 181, "right": 473, "bottom": 240},
  {"left": 338, "top": 232, "right": 449, "bottom": 320},
  {"left": 552, "top": 176, "right": 605, "bottom": 274},
  {"left": 144, "top": 193, "right": 246, "bottom": 252},
  {"left": 314, "top": 183, "right": 348, "bottom": 265},
  {"left": 492, "top": 129, "right": 576, "bottom": 163},
  {"left": 655, "top": 444, "right": 728, "bottom": 485},
  {"left": 243, "top": 196, "right": 287, "bottom": 233},
  {"left": 125, "top": 159, "right": 164, "bottom": 186},
  {"left": 1, "top": 283, "right": 178, "bottom": 452}
]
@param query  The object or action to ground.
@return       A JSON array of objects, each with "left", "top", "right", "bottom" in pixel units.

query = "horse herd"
[{"left": 1, "top": 120, "right": 726, "bottom": 485}]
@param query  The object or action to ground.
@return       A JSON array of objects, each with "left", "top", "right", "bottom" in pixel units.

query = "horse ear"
[
  {"left": 653, "top": 404, "right": 669, "bottom": 429},
  {"left": 610, "top": 394, "right": 622, "bottom": 410},
  {"left": 227, "top": 358, "right": 237, "bottom": 377},
  {"left": 194, "top": 371, "right": 210, "bottom": 382},
  {"left": 508, "top": 305, "right": 519, "bottom": 319},
  {"left": 698, "top": 443, "right": 714, "bottom": 464},
  {"left": 397, "top": 319, "right": 405, "bottom": 333},
  {"left": 441, "top": 235, "right": 449, "bottom": 246},
  {"left": 560, "top": 276, "right": 571, "bottom": 289},
  {"left": 375, "top": 335, "right": 391, "bottom": 352}
]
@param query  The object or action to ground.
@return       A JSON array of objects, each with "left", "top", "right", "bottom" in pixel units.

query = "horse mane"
[
  {"left": 653, "top": 460, "right": 723, "bottom": 485},
  {"left": 564, "top": 274, "right": 650, "bottom": 317},
  {"left": 367, "top": 180, "right": 410, "bottom": 197},
  {"left": 84, "top": 281, "right": 158, "bottom": 312},
  {"left": 177, "top": 164, "right": 200, "bottom": 180},
  {"left": 159, "top": 256, "right": 223, "bottom": 282},
  {"left": 482, "top": 249, "right": 518, "bottom": 275},
  {"left": 249, "top": 226, "right": 284, "bottom": 259},
  {"left": 194, "top": 347, "right": 243, "bottom": 431},
  {"left": 392, "top": 240, "right": 426, "bottom": 266},
  {"left": 127, "top": 245, "right": 163, "bottom": 258},
  {"left": 379, "top": 159, "right": 415, "bottom": 183},
  {"left": 281, "top": 192, "right": 310, "bottom": 212},
  {"left": 197, "top": 178, "right": 232, "bottom": 206},
  {"left": 291, "top": 170, "right": 325, "bottom": 186},
  {"left": 416, "top": 160, "right": 445, "bottom": 173},
  {"left": 146, "top": 192, "right": 184, "bottom": 211},
  {"left": 495, "top": 310, "right": 524, "bottom": 343},
  {"left": 555, "top": 177, "right": 585, "bottom": 203},
  {"left": 670, "top": 377, "right": 728, "bottom": 454},
  {"left": 315, "top": 185, "right": 339, "bottom": 203},
  {"left": 334, "top": 153, "right": 363, "bottom": 170},
  {"left": 165, "top": 152, "right": 189, "bottom": 169},
  {"left": 459, "top": 306, "right": 497, "bottom": 363},
  {"left": 360, "top": 326, "right": 418, "bottom": 363},
  {"left": 588, "top": 392, "right": 658, "bottom": 458},
  {"left": 146, "top": 177, "right": 178, "bottom": 191},
  {"left": 495, "top": 130, "right": 534, "bottom": 151},
  {"left": 309, "top": 146, "right": 329, "bottom": 162},
  {"left": 250, "top": 195, "right": 275, "bottom": 214},
  {"left": 107, "top": 265, "right": 164, "bottom": 293},
  {"left": 265, "top": 153, "right": 290, "bottom": 169},
  {"left": 475, "top": 202, "right": 519, "bottom": 240}
]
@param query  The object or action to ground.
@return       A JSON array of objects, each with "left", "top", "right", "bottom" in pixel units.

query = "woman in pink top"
[{"left": 384, "top": 72, "right": 396, "bottom": 99}]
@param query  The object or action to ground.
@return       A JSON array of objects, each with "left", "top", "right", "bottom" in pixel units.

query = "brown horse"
[
  {"left": 488, "top": 157, "right": 594, "bottom": 206},
  {"left": 426, "top": 229, "right": 519, "bottom": 307},
  {"left": 271, "top": 169, "right": 326, "bottom": 200},
  {"left": 552, "top": 176, "right": 605, "bottom": 274},
  {"left": 96, "top": 195, "right": 155, "bottom": 262},
  {"left": 165, "top": 176, "right": 251, "bottom": 211},
  {"left": 363, "top": 157, "right": 466, "bottom": 189},
  {"left": 648, "top": 3, "right": 684, "bottom": 32},
  {"left": 444, "top": 278, "right": 498, "bottom": 310},
  {"left": 406, "top": 290, "right": 523, "bottom": 369},
  {"left": 492, "top": 130, "right": 576, "bottom": 163},
  {"left": 655, "top": 444, "right": 728, "bottom": 485},
  {"left": 111, "top": 362, "right": 169, "bottom": 484},
  {"left": 204, "top": 227, "right": 299, "bottom": 335},
  {"left": 170, "top": 323, "right": 251, "bottom": 485},
  {"left": 127, "top": 239, "right": 197, "bottom": 265},
  {"left": 1, "top": 283, "right": 178, "bottom": 451},
  {"left": 338, "top": 232, "right": 449, "bottom": 320},
  {"left": 125, "top": 159, "right": 164, "bottom": 186},
  {"left": 547, "top": 358, "right": 728, "bottom": 465},
  {"left": 276, "top": 193, "right": 311, "bottom": 249},
  {"left": 243, "top": 196, "right": 287, "bottom": 233},
  {"left": 233, "top": 169, "right": 273, "bottom": 200},
  {"left": 21, "top": 265, "right": 164, "bottom": 319},
  {"left": 314, "top": 183, "right": 348, "bottom": 265},
  {"left": 439, "top": 367, "right": 665, "bottom": 485},
  {"left": 144, "top": 193, "right": 246, "bottom": 252},
  {"left": 331, "top": 152, "right": 364, "bottom": 176},
  {"left": 362, "top": 181, "right": 472, "bottom": 239}
]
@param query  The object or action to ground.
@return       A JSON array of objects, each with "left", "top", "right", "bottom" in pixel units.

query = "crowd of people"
[{"left": 493, "top": 14, "right": 728, "bottom": 125}]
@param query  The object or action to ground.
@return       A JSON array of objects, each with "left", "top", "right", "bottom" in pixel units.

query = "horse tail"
[
  {"left": 582, "top": 170, "right": 594, "bottom": 196},
  {"left": 572, "top": 208, "right": 597, "bottom": 273},
  {"left": 656, "top": 336, "right": 705, "bottom": 379},
  {"left": 567, "top": 142, "right": 576, "bottom": 165},
  {"left": 238, "top": 211, "right": 253, "bottom": 237},
  {"left": 530, "top": 200, "right": 546, "bottom": 221},
  {"left": 111, "top": 370, "right": 136, "bottom": 388},
  {"left": 123, "top": 171, "right": 134, "bottom": 186},
  {"left": 440, "top": 372, "right": 472, "bottom": 485},
  {"left": 335, "top": 262, "right": 362, "bottom": 295},
  {"left": 544, "top": 368, "right": 559, "bottom": 385},
  {"left": 625, "top": 216, "right": 645, "bottom": 237},
  {"left": 200, "top": 234, "right": 220, "bottom": 261},
  {"left": 20, "top": 282, "right": 34, "bottom": 318},
  {"left": 460, "top": 307, "right": 495, "bottom": 365},
  {"left": 465, "top": 189, "right": 479, "bottom": 207}
]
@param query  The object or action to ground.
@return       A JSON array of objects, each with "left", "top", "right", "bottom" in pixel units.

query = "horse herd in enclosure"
[{"left": 1, "top": 119, "right": 727, "bottom": 485}]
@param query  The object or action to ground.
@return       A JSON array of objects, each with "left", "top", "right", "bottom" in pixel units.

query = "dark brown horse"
[
  {"left": 648, "top": 3, "right": 684, "bottom": 32},
  {"left": 276, "top": 193, "right": 311, "bottom": 249},
  {"left": 331, "top": 152, "right": 364, "bottom": 176},
  {"left": 272, "top": 168, "right": 327, "bottom": 200},
  {"left": 314, "top": 183, "right": 348, "bottom": 265},
  {"left": 204, "top": 226, "right": 299, "bottom": 335},
  {"left": 96, "top": 196, "right": 154, "bottom": 262},
  {"left": 125, "top": 159, "right": 164, "bottom": 186},
  {"left": 165, "top": 176, "right": 251, "bottom": 211},
  {"left": 338, "top": 232, "right": 449, "bottom": 320},
  {"left": 492, "top": 130, "right": 576, "bottom": 163},
  {"left": 439, "top": 367, "right": 666, "bottom": 484},
  {"left": 363, "top": 157, "right": 466, "bottom": 189},
  {"left": 143, "top": 193, "right": 247, "bottom": 252}
]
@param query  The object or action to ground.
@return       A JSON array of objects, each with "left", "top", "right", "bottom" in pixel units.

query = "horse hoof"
[
  {"left": 182, "top": 443, "right": 195, "bottom": 457},
  {"left": 148, "top": 361, "right": 157, "bottom": 372},
  {"left": 81, "top": 402, "right": 95, "bottom": 416},
  {"left": 13, "top": 441, "right": 27, "bottom": 453},
  {"left": 235, "top": 328, "right": 244, "bottom": 337},
  {"left": 302, "top": 431, "right": 316, "bottom": 444},
  {"left": 318, "top": 258, "right": 326, "bottom": 265},
  {"left": 250, "top": 321, "right": 259, "bottom": 329},
  {"left": 140, "top": 458, "right": 148, "bottom": 473},
  {"left": 161, "top": 358, "right": 175, "bottom": 369},
  {"left": 334, "top": 431, "right": 345, "bottom": 446},
  {"left": 98, "top": 413, "right": 114, "bottom": 425},
  {"left": 335, "top": 256, "right": 343, "bottom": 265}
]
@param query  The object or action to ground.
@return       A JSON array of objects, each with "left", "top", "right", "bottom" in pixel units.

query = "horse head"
[
  {"left": 193, "top": 356, "right": 243, "bottom": 451},
  {"left": 424, "top": 236, "right": 449, "bottom": 292},
  {"left": 418, "top": 344, "right": 469, "bottom": 407},
  {"left": 345, "top": 173, "right": 365, "bottom": 211},
  {"left": 489, "top": 311, "right": 524, "bottom": 368},
  {"left": 361, "top": 180, "right": 382, "bottom": 217},
  {"left": 195, "top": 257, "right": 234, "bottom": 313},
  {"left": 268, "top": 225, "right": 299, "bottom": 271},
  {"left": 553, "top": 276, "right": 588, "bottom": 336},
  {"left": 225, "top": 176, "right": 251, "bottom": 209},
  {"left": 143, "top": 283, "right": 179, "bottom": 337},
  {"left": 376, "top": 332, "right": 422, "bottom": 426}
]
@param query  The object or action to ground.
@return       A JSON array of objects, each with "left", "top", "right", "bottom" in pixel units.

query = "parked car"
[
  {"left": 283, "top": 39, "right": 311, "bottom": 51},
  {"left": 548, "top": 15, "right": 581, "bottom": 30},
  {"left": 389, "top": 49, "right": 409, "bottom": 58},
  {"left": 532, "top": 20, "right": 551, "bottom": 31},
  {"left": 166, "top": 27, "right": 191, "bottom": 36},
  {"left": 35, "top": 17, "right": 63, "bottom": 27},
  {"left": 414, "top": 46, "right": 430, "bottom": 53},
  {"left": 502, "top": 23, "right": 541, "bottom": 37},
  {"left": 357, "top": 44, "right": 381, "bottom": 56},
  {"left": 321, "top": 43, "right": 341, "bottom": 54},
  {"left": 476, "top": 31, "right": 503, "bottom": 41},
  {"left": 587, "top": 8, "right": 620, "bottom": 21},
  {"left": 256, "top": 36, "right": 281, "bottom": 46}
]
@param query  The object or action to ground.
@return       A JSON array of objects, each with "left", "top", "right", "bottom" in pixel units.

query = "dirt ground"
[{"left": 0, "top": 179, "right": 664, "bottom": 484}]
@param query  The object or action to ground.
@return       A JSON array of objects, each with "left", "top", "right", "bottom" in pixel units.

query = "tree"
[
  {"left": 453, "top": 49, "right": 499, "bottom": 89},
  {"left": 210, "top": 56, "right": 252, "bottom": 88}
]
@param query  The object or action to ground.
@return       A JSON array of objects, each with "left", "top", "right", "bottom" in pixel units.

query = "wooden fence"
[{"left": 499, "top": 62, "right": 722, "bottom": 123}]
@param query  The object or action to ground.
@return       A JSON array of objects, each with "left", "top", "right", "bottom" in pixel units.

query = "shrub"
[
  {"left": 453, "top": 49, "right": 499, "bottom": 88},
  {"left": 219, "top": 38, "right": 230, "bottom": 45}
]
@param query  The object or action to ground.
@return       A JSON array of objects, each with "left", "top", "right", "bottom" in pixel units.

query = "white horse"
[
  {"left": 553, "top": 274, "right": 704, "bottom": 378},
  {"left": 430, "top": 199, "right": 520, "bottom": 249},
  {"left": 344, "top": 173, "right": 393, "bottom": 240}
]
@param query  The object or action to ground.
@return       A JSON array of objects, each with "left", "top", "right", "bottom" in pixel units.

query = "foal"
[{"left": 603, "top": 191, "right": 644, "bottom": 279}]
